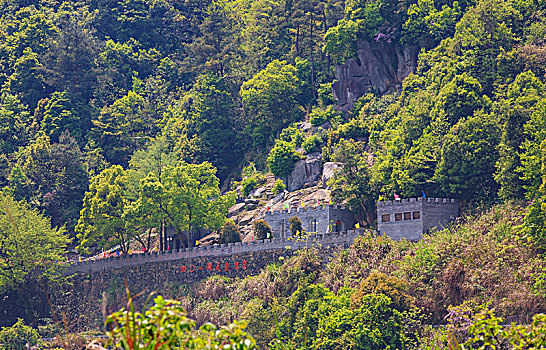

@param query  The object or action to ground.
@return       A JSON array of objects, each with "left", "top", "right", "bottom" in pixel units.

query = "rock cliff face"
[
  {"left": 283, "top": 153, "right": 323, "bottom": 191},
  {"left": 332, "top": 40, "right": 419, "bottom": 111}
]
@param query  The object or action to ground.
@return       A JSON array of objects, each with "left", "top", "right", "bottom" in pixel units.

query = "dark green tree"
[
  {"left": 289, "top": 216, "right": 305, "bottom": 236},
  {"left": 221, "top": 219, "right": 242, "bottom": 244},
  {"left": 434, "top": 112, "right": 500, "bottom": 202},
  {"left": 253, "top": 219, "right": 272, "bottom": 240}
]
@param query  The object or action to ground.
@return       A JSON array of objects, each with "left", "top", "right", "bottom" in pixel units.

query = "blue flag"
[{"left": 422, "top": 190, "right": 426, "bottom": 198}]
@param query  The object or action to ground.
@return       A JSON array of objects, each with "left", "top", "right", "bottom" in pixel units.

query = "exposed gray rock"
[
  {"left": 332, "top": 40, "right": 418, "bottom": 111},
  {"left": 322, "top": 162, "right": 342, "bottom": 187},
  {"left": 239, "top": 212, "right": 255, "bottom": 226},
  {"left": 228, "top": 203, "right": 246, "bottom": 217},
  {"left": 266, "top": 192, "right": 285, "bottom": 208},
  {"left": 284, "top": 154, "right": 323, "bottom": 191},
  {"left": 253, "top": 187, "right": 267, "bottom": 198}
]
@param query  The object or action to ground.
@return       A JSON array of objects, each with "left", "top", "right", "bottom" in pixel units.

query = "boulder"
[
  {"left": 284, "top": 154, "right": 323, "bottom": 191},
  {"left": 322, "top": 162, "right": 342, "bottom": 187},
  {"left": 332, "top": 40, "right": 418, "bottom": 111},
  {"left": 228, "top": 203, "right": 246, "bottom": 217},
  {"left": 238, "top": 212, "right": 255, "bottom": 226},
  {"left": 253, "top": 186, "right": 267, "bottom": 198}
]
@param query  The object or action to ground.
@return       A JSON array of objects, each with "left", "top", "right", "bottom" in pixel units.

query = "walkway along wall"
[{"left": 54, "top": 230, "right": 363, "bottom": 331}]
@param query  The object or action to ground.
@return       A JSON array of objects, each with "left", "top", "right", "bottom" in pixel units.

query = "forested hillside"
[
  {"left": 1, "top": 0, "right": 546, "bottom": 241},
  {"left": 3, "top": 0, "right": 546, "bottom": 346}
]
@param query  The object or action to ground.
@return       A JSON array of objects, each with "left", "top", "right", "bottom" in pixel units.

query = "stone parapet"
[{"left": 65, "top": 229, "right": 365, "bottom": 275}]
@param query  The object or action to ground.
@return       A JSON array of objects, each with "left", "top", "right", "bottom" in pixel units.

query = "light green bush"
[{"left": 0, "top": 319, "right": 38, "bottom": 350}]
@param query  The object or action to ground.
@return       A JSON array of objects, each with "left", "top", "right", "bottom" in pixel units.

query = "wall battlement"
[
  {"left": 265, "top": 204, "right": 346, "bottom": 216},
  {"left": 65, "top": 229, "right": 365, "bottom": 275},
  {"left": 377, "top": 197, "right": 456, "bottom": 206},
  {"left": 377, "top": 197, "right": 458, "bottom": 241}
]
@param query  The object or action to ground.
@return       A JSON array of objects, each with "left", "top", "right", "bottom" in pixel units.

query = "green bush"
[
  {"left": 105, "top": 292, "right": 256, "bottom": 350},
  {"left": 309, "top": 106, "right": 341, "bottom": 127},
  {"left": 279, "top": 125, "right": 303, "bottom": 147},
  {"left": 0, "top": 318, "right": 38, "bottom": 350},
  {"left": 302, "top": 134, "right": 322, "bottom": 154},
  {"left": 221, "top": 219, "right": 242, "bottom": 244},
  {"left": 272, "top": 179, "right": 286, "bottom": 196},
  {"left": 240, "top": 165, "right": 266, "bottom": 197},
  {"left": 253, "top": 220, "right": 272, "bottom": 240},
  {"left": 241, "top": 176, "right": 257, "bottom": 197},
  {"left": 289, "top": 216, "right": 304, "bottom": 236},
  {"left": 267, "top": 141, "right": 299, "bottom": 177}
]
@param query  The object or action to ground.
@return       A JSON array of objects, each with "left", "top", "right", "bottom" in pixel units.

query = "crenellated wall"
[
  {"left": 54, "top": 230, "right": 364, "bottom": 331},
  {"left": 377, "top": 198, "right": 458, "bottom": 240},
  {"left": 264, "top": 205, "right": 357, "bottom": 238},
  {"left": 65, "top": 229, "right": 364, "bottom": 275}
]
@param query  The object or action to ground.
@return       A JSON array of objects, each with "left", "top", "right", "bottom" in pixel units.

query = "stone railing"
[{"left": 65, "top": 229, "right": 366, "bottom": 275}]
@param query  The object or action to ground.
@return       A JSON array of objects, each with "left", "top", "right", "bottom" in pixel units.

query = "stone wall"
[
  {"left": 65, "top": 229, "right": 361, "bottom": 275},
  {"left": 422, "top": 199, "right": 459, "bottom": 232},
  {"left": 54, "top": 231, "right": 363, "bottom": 331},
  {"left": 264, "top": 205, "right": 356, "bottom": 238},
  {"left": 377, "top": 198, "right": 458, "bottom": 241}
]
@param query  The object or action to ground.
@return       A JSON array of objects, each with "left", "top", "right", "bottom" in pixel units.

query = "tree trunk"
[{"left": 309, "top": 11, "right": 317, "bottom": 100}]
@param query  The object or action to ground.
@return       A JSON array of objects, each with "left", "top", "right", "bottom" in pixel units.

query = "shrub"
[
  {"left": 0, "top": 318, "right": 38, "bottom": 350},
  {"left": 302, "top": 134, "right": 322, "bottom": 153},
  {"left": 289, "top": 216, "right": 304, "bottom": 236},
  {"left": 104, "top": 292, "right": 256, "bottom": 350},
  {"left": 221, "top": 220, "right": 242, "bottom": 244},
  {"left": 253, "top": 220, "right": 272, "bottom": 240},
  {"left": 279, "top": 125, "right": 303, "bottom": 147},
  {"left": 272, "top": 179, "right": 286, "bottom": 196},
  {"left": 352, "top": 272, "right": 412, "bottom": 311},
  {"left": 240, "top": 165, "right": 266, "bottom": 197},
  {"left": 241, "top": 176, "right": 257, "bottom": 197},
  {"left": 267, "top": 141, "right": 299, "bottom": 177}
]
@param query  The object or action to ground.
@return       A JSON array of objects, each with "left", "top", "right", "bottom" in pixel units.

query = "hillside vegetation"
[{"left": 2, "top": 0, "right": 546, "bottom": 346}]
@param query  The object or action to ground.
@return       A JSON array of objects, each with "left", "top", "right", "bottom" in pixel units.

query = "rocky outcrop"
[
  {"left": 322, "top": 162, "right": 342, "bottom": 187},
  {"left": 284, "top": 153, "right": 323, "bottom": 191},
  {"left": 333, "top": 40, "right": 418, "bottom": 111}
]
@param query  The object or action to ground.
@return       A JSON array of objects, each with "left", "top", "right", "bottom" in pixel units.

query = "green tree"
[
  {"left": 495, "top": 71, "right": 545, "bottom": 200},
  {"left": 267, "top": 140, "right": 299, "bottom": 178},
  {"left": 0, "top": 318, "right": 38, "bottom": 350},
  {"left": 328, "top": 139, "right": 376, "bottom": 225},
  {"left": 253, "top": 220, "right": 272, "bottom": 240},
  {"left": 289, "top": 216, "right": 305, "bottom": 236},
  {"left": 221, "top": 219, "right": 242, "bottom": 244},
  {"left": 9, "top": 132, "right": 88, "bottom": 230},
  {"left": 4, "top": 47, "right": 47, "bottom": 109},
  {"left": 91, "top": 90, "right": 157, "bottom": 166},
  {"left": 434, "top": 112, "right": 500, "bottom": 202},
  {"left": 0, "top": 192, "right": 69, "bottom": 293},
  {"left": 138, "top": 162, "right": 234, "bottom": 248},
  {"left": 126, "top": 135, "right": 179, "bottom": 198},
  {"left": 165, "top": 74, "right": 238, "bottom": 180},
  {"left": 240, "top": 60, "right": 303, "bottom": 147},
  {"left": 39, "top": 11, "right": 100, "bottom": 103},
  {"left": 0, "top": 92, "right": 30, "bottom": 155},
  {"left": 40, "top": 91, "right": 90, "bottom": 143},
  {"left": 76, "top": 165, "right": 133, "bottom": 254}
]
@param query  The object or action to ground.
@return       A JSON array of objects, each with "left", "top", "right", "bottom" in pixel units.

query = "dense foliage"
[
  {"left": 0, "top": 192, "right": 69, "bottom": 293},
  {"left": 3, "top": 0, "right": 546, "bottom": 346}
]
